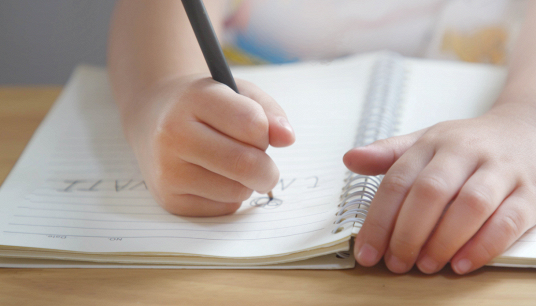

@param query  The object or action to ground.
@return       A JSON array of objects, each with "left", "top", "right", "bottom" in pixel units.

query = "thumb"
[
  {"left": 343, "top": 128, "right": 427, "bottom": 175},
  {"left": 237, "top": 79, "right": 295, "bottom": 147}
]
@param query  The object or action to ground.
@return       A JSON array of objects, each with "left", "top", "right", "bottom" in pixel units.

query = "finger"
[
  {"left": 387, "top": 152, "right": 478, "bottom": 273},
  {"left": 343, "top": 128, "right": 428, "bottom": 175},
  {"left": 191, "top": 78, "right": 270, "bottom": 150},
  {"left": 158, "top": 193, "right": 242, "bottom": 217},
  {"left": 237, "top": 79, "right": 295, "bottom": 147},
  {"left": 417, "top": 166, "right": 515, "bottom": 274},
  {"left": 161, "top": 160, "right": 253, "bottom": 203},
  {"left": 450, "top": 187, "right": 536, "bottom": 274},
  {"left": 174, "top": 120, "right": 279, "bottom": 193},
  {"left": 354, "top": 141, "right": 433, "bottom": 268}
]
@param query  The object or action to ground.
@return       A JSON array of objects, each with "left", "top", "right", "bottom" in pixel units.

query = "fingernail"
[
  {"left": 454, "top": 258, "right": 472, "bottom": 274},
  {"left": 387, "top": 254, "right": 408, "bottom": 273},
  {"left": 418, "top": 255, "right": 439, "bottom": 274},
  {"left": 357, "top": 243, "right": 378, "bottom": 266},
  {"left": 278, "top": 117, "right": 293, "bottom": 133}
]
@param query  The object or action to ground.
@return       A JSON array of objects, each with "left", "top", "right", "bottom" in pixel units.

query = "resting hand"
[{"left": 344, "top": 102, "right": 536, "bottom": 274}]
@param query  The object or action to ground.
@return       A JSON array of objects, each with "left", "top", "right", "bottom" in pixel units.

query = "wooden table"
[{"left": 0, "top": 87, "right": 535, "bottom": 306}]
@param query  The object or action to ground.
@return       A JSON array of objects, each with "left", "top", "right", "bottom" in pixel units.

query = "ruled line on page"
[
  {"left": 24, "top": 200, "right": 332, "bottom": 215},
  {"left": 3, "top": 228, "right": 325, "bottom": 241},
  {"left": 13, "top": 209, "right": 330, "bottom": 223},
  {"left": 7, "top": 218, "right": 327, "bottom": 233}
]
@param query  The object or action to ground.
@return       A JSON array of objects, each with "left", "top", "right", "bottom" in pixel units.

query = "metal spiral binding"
[{"left": 332, "top": 53, "right": 406, "bottom": 236}]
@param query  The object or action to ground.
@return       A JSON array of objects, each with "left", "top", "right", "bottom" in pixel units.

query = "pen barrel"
[{"left": 181, "top": 0, "right": 239, "bottom": 93}]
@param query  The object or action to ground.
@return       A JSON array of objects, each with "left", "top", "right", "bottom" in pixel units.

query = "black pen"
[{"left": 181, "top": 0, "right": 274, "bottom": 201}]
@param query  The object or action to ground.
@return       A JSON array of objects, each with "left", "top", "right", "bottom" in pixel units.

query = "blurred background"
[
  {"left": 0, "top": 0, "right": 115, "bottom": 85},
  {"left": 0, "top": 0, "right": 527, "bottom": 85}
]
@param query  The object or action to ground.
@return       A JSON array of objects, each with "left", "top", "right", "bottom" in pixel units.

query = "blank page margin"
[{"left": 397, "top": 59, "right": 507, "bottom": 136}]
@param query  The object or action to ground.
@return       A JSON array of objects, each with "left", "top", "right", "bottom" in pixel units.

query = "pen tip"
[{"left": 267, "top": 191, "right": 273, "bottom": 200}]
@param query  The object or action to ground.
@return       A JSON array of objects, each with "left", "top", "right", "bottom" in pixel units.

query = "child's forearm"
[
  {"left": 496, "top": 2, "right": 536, "bottom": 109},
  {"left": 108, "top": 0, "right": 225, "bottom": 114}
]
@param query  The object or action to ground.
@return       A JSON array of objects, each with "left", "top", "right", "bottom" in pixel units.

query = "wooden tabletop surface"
[{"left": 0, "top": 87, "right": 535, "bottom": 306}]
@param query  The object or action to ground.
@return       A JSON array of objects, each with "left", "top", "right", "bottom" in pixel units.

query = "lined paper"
[
  {"left": 0, "top": 55, "right": 375, "bottom": 262},
  {"left": 2, "top": 53, "right": 533, "bottom": 268}
]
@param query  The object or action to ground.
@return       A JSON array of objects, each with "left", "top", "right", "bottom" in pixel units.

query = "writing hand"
[{"left": 122, "top": 75, "right": 295, "bottom": 217}]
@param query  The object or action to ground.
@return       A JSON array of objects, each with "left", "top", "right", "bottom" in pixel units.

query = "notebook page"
[
  {"left": 397, "top": 59, "right": 536, "bottom": 264},
  {"left": 397, "top": 59, "right": 507, "bottom": 136},
  {"left": 0, "top": 55, "right": 375, "bottom": 260}
]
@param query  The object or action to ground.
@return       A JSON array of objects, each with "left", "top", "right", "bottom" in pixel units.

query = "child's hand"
[
  {"left": 343, "top": 102, "right": 536, "bottom": 274},
  {"left": 122, "top": 75, "right": 295, "bottom": 217}
]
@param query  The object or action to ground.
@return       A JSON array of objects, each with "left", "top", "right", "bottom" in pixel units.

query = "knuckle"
[
  {"left": 244, "top": 107, "right": 269, "bottom": 140},
  {"left": 382, "top": 173, "right": 411, "bottom": 196},
  {"left": 426, "top": 237, "right": 452, "bottom": 260},
  {"left": 475, "top": 239, "right": 498, "bottom": 260},
  {"left": 154, "top": 121, "right": 190, "bottom": 156},
  {"left": 413, "top": 175, "right": 449, "bottom": 200},
  {"left": 154, "top": 121, "right": 176, "bottom": 146},
  {"left": 470, "top": 210, "right": 527, "bottom": 262},
  {"left": 231, "top": 148, "right": 259, "bottom": 180},
  {"left": 365, "top": 218, "right": 391, "bottom": 238},
  {"left": 498, "top": 211, "right": 525, "bottom": 240},
  {"left": 419, "top": 130, "right": 440, "bottom": 144},
  {"left": 461, "top": 189, "right": 494, "bottom": 217},
  {"left": 431, "top": 121, "right": 452, "bottom": 131},
  {"left": 390, "top": 236, "right": 421, "bottom": 256},
  {"left": 233, "top": 184, "right": 254, "bottom": 202},
  {"left": 230, "top": 148, "right": 278, "bottom": 192}
]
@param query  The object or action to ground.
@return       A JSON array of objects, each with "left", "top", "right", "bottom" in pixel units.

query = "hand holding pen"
[
  {"left": 182, "top": 0, "right": 293, "bottom": 202},
  {"left": 109, "top": 0, "right": 294, "bottom": 217}
]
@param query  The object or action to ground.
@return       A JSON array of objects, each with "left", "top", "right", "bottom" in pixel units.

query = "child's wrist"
[
  {"left": 489, "top": 95, "right": 536, "bottom": 128},
  {"left": 496, "top": 73, "right": 536, "bottom": 106}
]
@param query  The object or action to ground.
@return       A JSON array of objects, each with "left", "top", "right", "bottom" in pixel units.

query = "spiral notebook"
[{"left": 0, "top": 52, "right": 533, "bottom": 269}]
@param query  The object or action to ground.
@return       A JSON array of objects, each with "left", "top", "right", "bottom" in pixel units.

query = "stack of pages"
[{"left": 1, "top": 52, "right": 534, "bottom": 269}]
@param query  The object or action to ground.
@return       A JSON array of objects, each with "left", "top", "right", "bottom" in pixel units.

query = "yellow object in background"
[
  {"left": 442, "top": 27, "right": 508, "bottom": 65},
  {"left": 223, "top": 46, "right": 267, "bottom": 65}
]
